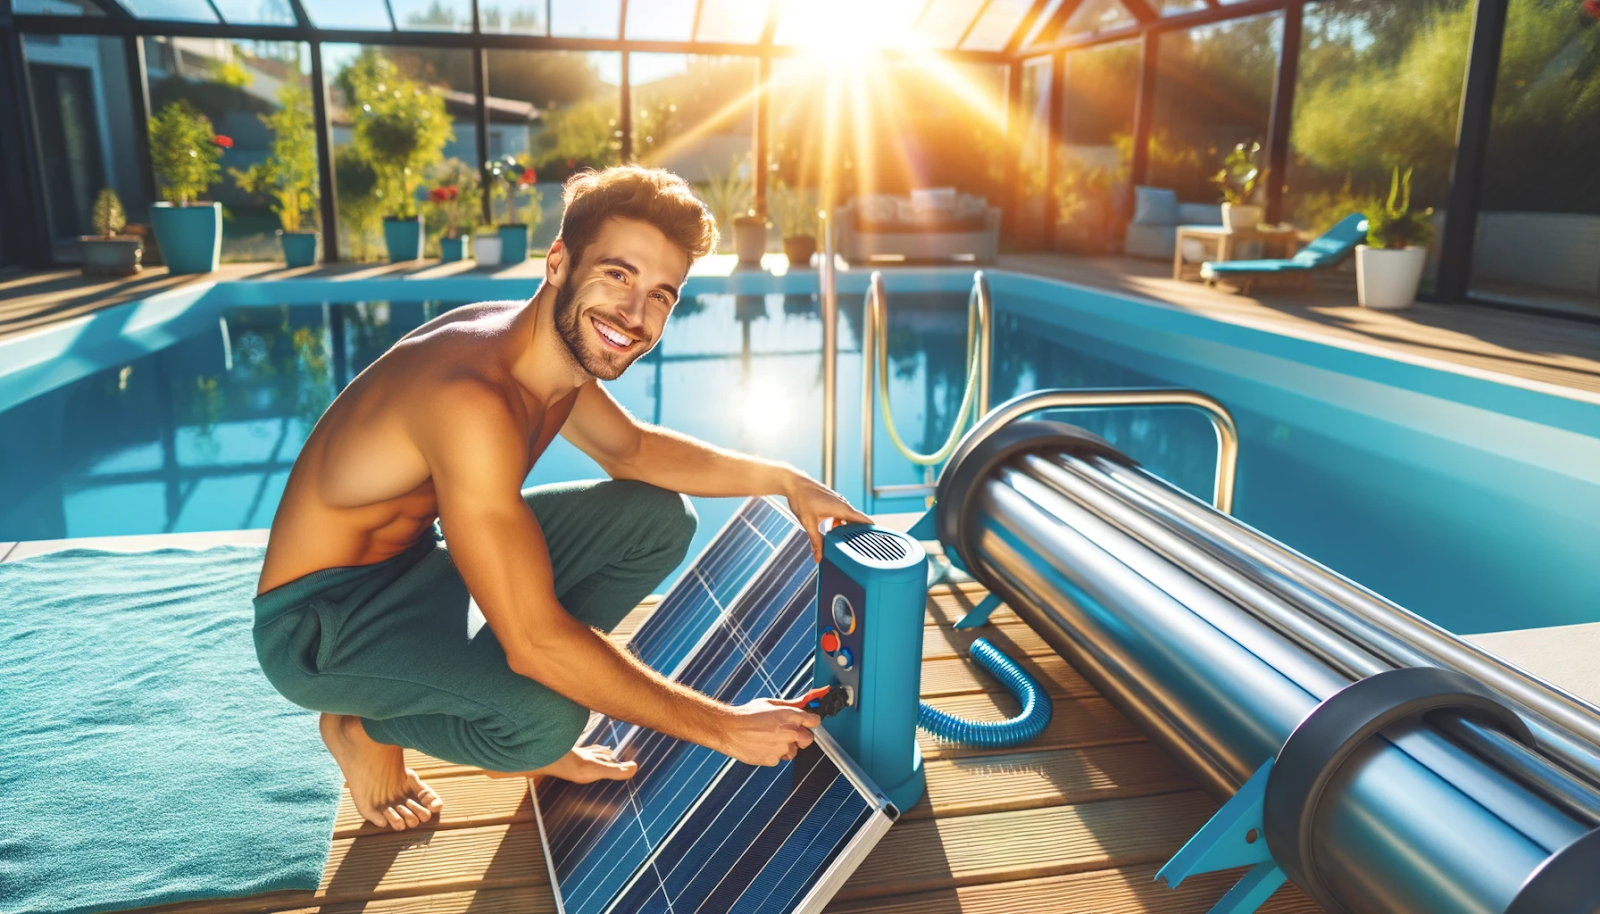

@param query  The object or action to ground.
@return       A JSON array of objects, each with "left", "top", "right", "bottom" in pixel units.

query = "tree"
[
  {"left": 149, "top": 99, "right": 226, "bottom": 205},
  {"left": 231, "top": 83, "right": 319, "bottom": 232},
  {"left": 339, "top": 49, "right": 453, "bottom": 220}
]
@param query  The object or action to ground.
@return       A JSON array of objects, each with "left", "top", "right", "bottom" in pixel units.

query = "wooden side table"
[{"left": 1173, "top": 225, "right": 1300, "bottom": 281}]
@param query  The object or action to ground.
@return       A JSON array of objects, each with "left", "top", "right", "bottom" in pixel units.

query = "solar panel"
[{"left": 535, "top": 500, "right": 896, "bottom": 914}]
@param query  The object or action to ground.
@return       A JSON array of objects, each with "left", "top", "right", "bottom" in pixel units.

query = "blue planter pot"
[
  {"left": 439, "top": 235, "right": 469, "bottom": 263},
  {"left": 150, "top": 202, "right": 221, "bottom": 274},
  {"left": 497, "top": 224, "right": 530, "bottom": 264},
  {"left": 384, "top": 216, "right": 424, "bottom": 262},
  {"left": 279, "top": 231, "right": 319, "bottom": 267}
]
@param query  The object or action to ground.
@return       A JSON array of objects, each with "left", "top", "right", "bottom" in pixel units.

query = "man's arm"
[
  {"left": 561, "top": 381, "right": 871, "bottom": 560},
  {"left": 411, "top": 379, "right": 818, "bottom": 766}
]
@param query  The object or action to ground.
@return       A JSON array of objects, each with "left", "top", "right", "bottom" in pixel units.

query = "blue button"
[{"left": 835, "top": 647, "right": 854, "bottom": 670}]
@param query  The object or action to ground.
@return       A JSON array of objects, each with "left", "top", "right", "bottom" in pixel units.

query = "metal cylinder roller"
[{"left": 933, "top": 395, "right": 1600, "bottom": 914}]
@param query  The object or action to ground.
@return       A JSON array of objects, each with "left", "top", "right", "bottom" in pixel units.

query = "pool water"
[{"left": 0, "top": 291, "right": 1215, "bottom": 587}]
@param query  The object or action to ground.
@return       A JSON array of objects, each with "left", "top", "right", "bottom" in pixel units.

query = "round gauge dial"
[{"left": 831, "top": 594, "right": 857, "bottom": 634}]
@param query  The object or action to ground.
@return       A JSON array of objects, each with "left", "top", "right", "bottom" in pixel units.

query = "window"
[
  {"left": 323, "top": 44, "right": 475, "bottom": 259},
  {"left": 1468, "top": 0, "right": 1600, "bottom": 316},
  {"left": 147, "top": 38, "right": 316, "bottom": 262},
  {"left": 1058, "top": 39, "right": 1139, "bottom": 251},
  {"left": 22, "top": 33, "right": 148, "bottom": 256},
  {"left": 1148, "top": 13, "right": 1283, "bottom": 203},
  {"left": 1289, "top": 0, "right": 1469, "bottom": 289}
]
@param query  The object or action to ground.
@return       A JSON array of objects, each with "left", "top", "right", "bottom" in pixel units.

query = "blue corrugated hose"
[{"left": 917, "top": 637, "right": 1053, "bottom": 748}]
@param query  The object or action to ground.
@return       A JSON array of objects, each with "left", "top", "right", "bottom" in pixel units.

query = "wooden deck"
[
  {"left": 4, "top": 252, "right": 1599, "bottom": 397},
  {"left": 96, "top": 582, "right": 1316, "bottom": 914}
]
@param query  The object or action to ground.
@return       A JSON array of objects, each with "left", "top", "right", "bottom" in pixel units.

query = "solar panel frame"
[{"left": 532, "top": 498, "right": 896, "bottom": 914}]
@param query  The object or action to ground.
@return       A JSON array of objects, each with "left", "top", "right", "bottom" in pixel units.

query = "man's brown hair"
[{"left": 557, "top": 165, "right": 718, "bottom": 271}]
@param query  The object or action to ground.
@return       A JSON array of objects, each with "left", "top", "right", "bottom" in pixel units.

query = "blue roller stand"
[{"left": 815, "top": 524, "right": 929, "bottom": 814}]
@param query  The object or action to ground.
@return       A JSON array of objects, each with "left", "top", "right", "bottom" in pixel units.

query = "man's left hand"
[{"left": 783, "top": 472, "right": 872, "bottom": 562}]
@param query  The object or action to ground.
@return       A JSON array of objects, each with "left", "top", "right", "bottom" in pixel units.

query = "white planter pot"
[
  {"left": 473, "top": 234, "right": 503, "bottom": 267},
  {"left": 1356, "top": 245, "right": 1428, "bottom": 310},
  {"left": 1221, "top": 203, "right": 1262, "bottom": 232}
]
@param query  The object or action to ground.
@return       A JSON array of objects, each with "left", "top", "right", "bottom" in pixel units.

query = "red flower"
[
  {"left": 428, "top": 187, "right": 444, "bottom": 203},
  {"left": 1585, "top": 0, "right": 1600, "bottom": 19},
  {"left": 213, "top": 135, "right": 233, "bottom": 148},
  {"left": 566, "top": 158, "right": 576, "bottom": 169},
  {"left": 518, "top": 168, "right": 537, "bottom": 187},
  {"left": 445, "top": 185, "right": 459, "bottom": 200}
]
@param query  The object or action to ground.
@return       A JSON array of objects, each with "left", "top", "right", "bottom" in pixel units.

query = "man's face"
[{"left": 551, "top": 217, "right": 689, "bottom": 381}]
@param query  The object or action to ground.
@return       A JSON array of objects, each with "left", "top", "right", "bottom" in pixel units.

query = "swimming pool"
[{"left": 3, "top": 269, "right": 1597, "bottom": 634}]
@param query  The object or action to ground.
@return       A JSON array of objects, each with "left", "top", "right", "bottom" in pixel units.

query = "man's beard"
[{"left": 552, "top": 280, "right": 640, "bottom": 381}]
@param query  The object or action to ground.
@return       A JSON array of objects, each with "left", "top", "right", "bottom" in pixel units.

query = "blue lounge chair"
[{"left": 1200, "top": 213, "right": 1369, "bottom": 294}]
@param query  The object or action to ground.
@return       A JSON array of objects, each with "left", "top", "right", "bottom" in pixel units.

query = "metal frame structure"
[{"left": 0, "top": 0, "right": 1536, "bottom": 312}]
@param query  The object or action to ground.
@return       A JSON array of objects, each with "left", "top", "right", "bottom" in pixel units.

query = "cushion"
[
  {"left": 1131, "top": 186, "right": 1180, "bottom": 226},
  {"left": 856, "top": 195, "right": 900, "bottom": 225},
  {"left": 909, "top": 187, "right": 958, "bottom": 211},
  {"left": 1178, "top": 202, "right": 1223, "bottom": 225}
]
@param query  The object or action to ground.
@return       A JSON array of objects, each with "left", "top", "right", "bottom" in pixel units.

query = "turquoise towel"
[{"left": 0, "top": 547, "right": 342, "bottom": 914}]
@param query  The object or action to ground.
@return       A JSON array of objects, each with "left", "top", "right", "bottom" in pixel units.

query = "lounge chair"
[{"left": 1200, "top": 214, "right": 1369, "bottom": 294}]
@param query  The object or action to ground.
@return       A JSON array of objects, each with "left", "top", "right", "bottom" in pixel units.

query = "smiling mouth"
[{"left": 590, "top": 316, "right": 636, "bottom": 352}]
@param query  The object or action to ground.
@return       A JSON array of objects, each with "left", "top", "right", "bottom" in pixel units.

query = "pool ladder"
[{"left": 830, "top": 268, "right": 1241, "bottom": 518}]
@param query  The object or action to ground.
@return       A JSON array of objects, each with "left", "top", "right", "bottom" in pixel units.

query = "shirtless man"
[{"left": 253, "top": 166, "right": 871, "bottom": 832}]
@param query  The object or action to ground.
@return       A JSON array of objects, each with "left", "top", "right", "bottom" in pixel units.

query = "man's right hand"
[{"left": 715, "top": 698, "right": 822, "bottom": 767}]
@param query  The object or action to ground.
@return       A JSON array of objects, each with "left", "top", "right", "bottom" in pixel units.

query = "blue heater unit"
[{"left": 813, "top": 524, "right": 929, "bottom": 813}]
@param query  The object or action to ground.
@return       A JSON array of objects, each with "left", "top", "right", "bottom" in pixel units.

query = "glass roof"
[{"left": 14, "top": 0, "right": 1067, "bottom": 53}]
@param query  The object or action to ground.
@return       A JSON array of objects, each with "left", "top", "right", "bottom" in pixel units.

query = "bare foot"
[
  {"left": 486, "top": 744, "right": 639, "bottom": 783},
  {"left": 320, "top": 713, "right": 444, "bottom": 831}
]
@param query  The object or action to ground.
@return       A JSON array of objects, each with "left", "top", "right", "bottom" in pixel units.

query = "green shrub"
[
  {"left": 149, "top": 99, "right": 226, "bottom": 205},
  {"left": 341, "top": 50, "right": 452, "bottom": 220},
  {"left": 230, "top": 83, "right": 318, "bottom": 233},
  {"left": 92, "top": 187, "right": 126, "bottom": 237},
  {"left": 1365, "top": 166, "right": 1437, "bottom": 250}
]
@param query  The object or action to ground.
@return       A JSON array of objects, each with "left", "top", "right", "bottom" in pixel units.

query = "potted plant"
[
  {"left": 231, "top": 83, "right": 319, "bottom": 267},
  {"left": 473, "top": 224, "right": 503, "bottom": 267},
  {"left": 732, "top": 209, "right": 770, "bottom": 267},
  {"left": 148, "top": 99, "right": 228, "bottom": 274},
  {"left": 1356, "top": 166, "right": 1436, "bottom": 311},
  {"left": 429, "top": 185, "right": 468, "bottom": 262},
  {"left": 772, "top": 182, "right": 820, "bottom": 269},
  {"left": 346, "top": 52, "right": 451, "bottom": 262},
  {"left": 79, "top": 188, "right": 143, "bottom": 276},
  {"left": 1212, "top": 141, "right": 1262, "bottom": 232},
  {"left": 488, "top": 155, "right": 541, "bottom": 264}
]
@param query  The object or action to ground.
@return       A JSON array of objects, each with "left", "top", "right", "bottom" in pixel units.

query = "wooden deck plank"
[
  {"left": 272, "top": 886, "right": 556, "bottom": 914},
  {"left": 333, "top": 775, "right": 531, "bottom": 838},
  {"left": 918, "top": 694, "right": 1142, "bottom": 760},
  {"left": 835, "top": 791, "right": 1218, "bottom": 901},
  {"left": 920, "top": 653, "right": 1094, "bottom": 699},
  {"left": 924, "top": 619, "right": 1054, "bottom": 662},
  {"left": 130, "top": 823, "right": 547, "bottom": 914},
  {"left": 911, "top": 743, "right": 1192, "bottom": 821},
  {"left": 825, "top": 863, "right": 1319, "bottom": 914}
]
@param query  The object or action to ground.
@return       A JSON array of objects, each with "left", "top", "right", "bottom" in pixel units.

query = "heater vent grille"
[{"left": 839, "top": 528, "right": 909, "bottom": 563}]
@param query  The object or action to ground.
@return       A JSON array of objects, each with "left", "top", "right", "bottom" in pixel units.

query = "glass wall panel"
[
  {"left": 485, "top": 50, "right": 620, "bottom": 249},
  {"left": 961, "top": 0, "right": 1033, "bottom": 51},
  {"left": 1156, "top": 0, "right": 1207, "bottom": 14},
  {"left": 1147, "top": 13, "right": 1282, "bottom": 204},
  {"left": 122, "top": 0, "right": 219, "bottom": 23},
  {"left": 211, "top": 0, "right": 296, "bottom": 26},
  {"left": 392, "top": 0, "right": 474, "bottom": 31},
  {"left": 774, "top": 0, "right": 924, "bottom": 47},
  {"left": 630, "top": 54, "right": 757, "bottom": 248},
  {"left": 302, "top": 0, "right": 393, "bottom": 30},
  {"left": 324, "top": 44, "right": 475, "bottom": 260},
  {"left": 22, "top": 33, "right": 148, "bottom": 257},
  {"left": 914, "top": 0, "right": 987, "bottom": 48},
  {"left": 1289, "top": 0, "right": 1468, "bottom": 289},
  {"left": 626, "top": 0, "right": 695, "bottom": 41},
  {"left": 13, "top": 0, "right": 105, "bottom": 15},
  {"left": 146, "top": 38, "right": 315, "bottom": 262},
  {"left": 479, "top": 0, "right": 546, "bottom": 34},
  {"left": 1019, "top": 0, "right": 1068, "bottom": 49},
  {"left": 693, "top": 0, "right": 769, "bottom": 44},
  {"left": 1015, "top": 55, "right": 1054, "bottom": 246},
  {"left": 1467, "top": 0, "right": 1600, "bottom": 316},
  {"left": 1057, "top": 39, "right": 1138, "bottom": 251},
  {"left": 1062, "top": 0, "right": 1137, "bottom": 41},
  {"left": 551, "top": 0, "right": 621, "bottom": 38}
]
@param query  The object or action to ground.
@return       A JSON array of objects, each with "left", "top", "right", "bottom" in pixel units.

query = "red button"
[{"left": 820, "top": 630, "right": 840, "bottom": 654}]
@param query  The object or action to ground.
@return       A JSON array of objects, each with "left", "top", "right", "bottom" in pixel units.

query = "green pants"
[{"left": 253, "top": 479, "right": 697, "bottom": 773}]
